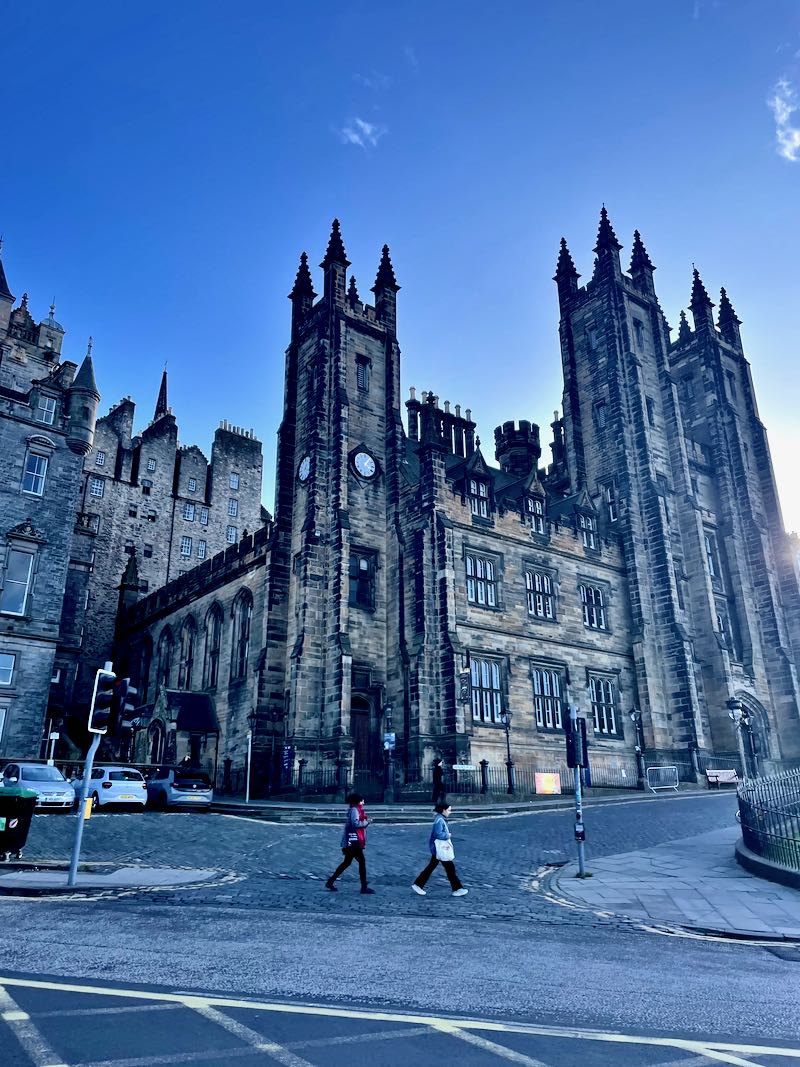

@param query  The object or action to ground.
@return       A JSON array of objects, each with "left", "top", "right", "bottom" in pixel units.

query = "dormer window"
[
  {"left": 469, "top": 478, "right": 489, "bottom": 519},
  {"left": 579, "top": 513, "right": 596, "bottom": 549},
  {"left": 35, "top": 395, "right": 56, "bottom": 425},
  {"left": 525, "top": 497, "right": 545, "bottom": 535}
]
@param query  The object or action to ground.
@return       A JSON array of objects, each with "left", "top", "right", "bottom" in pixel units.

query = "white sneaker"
[
  {"left": 411, "top": 884, "right": 426, "bottom": 896},
  {"left": 452, "top": 888, "right": 468, "bottom": 897}
]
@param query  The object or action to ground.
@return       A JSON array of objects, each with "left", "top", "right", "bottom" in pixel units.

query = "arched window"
[
  {"left": 156, "top": 627, "right": 174, "bottom": 688},
  {"left": 148, "top": 720, "right": 165, "bottom": 764},
  {"left": 178, "top": 617, "right": 197, "bottom": 691},
  {"left": 231, "top": 591, "right": 253, "bottom": 681},
  {"left": 203, "top": 604, "right": 223, "bottom": 689}
]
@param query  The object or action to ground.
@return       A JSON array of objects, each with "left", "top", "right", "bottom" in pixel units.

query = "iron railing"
[{"left": 738, "top": 769, "right": 800, "bottom": 873}]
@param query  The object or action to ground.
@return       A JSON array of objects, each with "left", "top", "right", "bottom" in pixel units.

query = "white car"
[
  {"left": 72, "top": 766, "right": 148, "bottom": 810},
  {"left": 1, "top": 763, "right": 76, "bottom": 810}
]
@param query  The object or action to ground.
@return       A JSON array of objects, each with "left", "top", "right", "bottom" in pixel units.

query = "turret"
[
  {"left": 717, "top": 288, "right": 742, "bottom": 348},
  {"left": 689, "top": 267, "right": 715, "bottom": 334},
  {"left": 628, "top": 230, "right": 656, "bottom": 297},
  {"left": 289, "top": 251, "right": 316, "bottom": 335},
  {"left": 66, "top": 339, "right": 100, "bottom": 455},
  {"left": 371, "top": 244, "right": 400, "bottom": 332},
  {"left": 592, "top": 206, "right": 623, "bottom": 281},
  {"left": 494, "top": 420, "right": 541, "bottom": 477},
  {"left": 676, "top": 310, "right": 693, "bottom": 345},
  {"left": 320, "top": 219, "right": 350, "bottom": 307},
  {"left": 554, "top": 237, "right": 580, "bottom": 307}
]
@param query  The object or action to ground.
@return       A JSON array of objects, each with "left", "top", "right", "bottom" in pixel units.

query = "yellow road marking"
[{"left": 1, "top": 975, "right": 798, "bottom": 1060}]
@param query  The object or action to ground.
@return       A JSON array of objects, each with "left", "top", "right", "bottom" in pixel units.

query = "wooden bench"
[{"left": 705, "top": 768, "right": 739, "bottom": 788}]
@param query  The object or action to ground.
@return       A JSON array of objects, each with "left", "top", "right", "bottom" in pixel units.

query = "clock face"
[
  {"left": 298, "top": 455, "right": 311, "bottom": 483},
  {"left": 354, "top": 451, "right": 376, "bottom": 479}
]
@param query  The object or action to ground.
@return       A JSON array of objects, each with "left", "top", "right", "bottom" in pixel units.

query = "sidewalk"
[
  {"left": 550, "top": 825, "right": 800, "bottom": 940},
  {"left": 0, "top": 862, "right": 226, "bottom": 897}
]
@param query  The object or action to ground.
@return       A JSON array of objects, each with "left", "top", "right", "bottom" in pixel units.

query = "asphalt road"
[{"left": 2, "top": 793, "right": 799, "bottom": 1066}]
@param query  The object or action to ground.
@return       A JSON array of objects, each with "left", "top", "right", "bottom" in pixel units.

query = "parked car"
[
  {"left": 146, "top": 766, "right": 213, "bottom": 810},
  {"left": 1, "top": 763, "right": 76, "bottom": 810},
  {"left": 71, "top": 766, "right": 148, "bottom": 810}
]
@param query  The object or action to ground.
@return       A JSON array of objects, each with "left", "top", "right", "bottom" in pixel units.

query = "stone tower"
[
  {"left": 555, "top": 209, "right": 800, "bottom": 760},
  {"left": 259, "top": 223, "right": 404, "bottom": 782}
]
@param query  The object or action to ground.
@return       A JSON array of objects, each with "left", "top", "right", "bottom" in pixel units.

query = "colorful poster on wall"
[{"left": 534, "top": 772, "right": 562, "bottom": 795}]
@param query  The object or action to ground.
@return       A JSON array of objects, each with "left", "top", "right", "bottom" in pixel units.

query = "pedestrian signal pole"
[
  {"left": 565, "top": 703, "right": 591, "bottom": 878},
  {"left": 68, "top": 662, "right": 115, "bottom": 886}
]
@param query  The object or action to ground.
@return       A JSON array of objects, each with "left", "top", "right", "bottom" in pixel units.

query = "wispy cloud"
[
  {"left": 338, "top": 117, "right": 387, "bottom": 149},
  {"left": 768, "top": 79, "right": 800, "bottom": 161},
  {"left": 353, "top": 70, "right": 391, "bottom": 91},
  {"left": 403, "top": 44, "right": 419, "bottom": 71}
]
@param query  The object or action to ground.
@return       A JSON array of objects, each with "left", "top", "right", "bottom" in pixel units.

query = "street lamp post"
[
  {"left": 727, "top": 698, "right": 752, "bottom": 778},
  {"left": 246, "top": 709, "right": 257, "bottom": 803},
  {"left": 500, "top": 710, "right": 515, "bottom": 794},
  {"left": 629, "top": 708, "right": 646, "bottom": 790},
  {"left": 383, "top": 703, "right": 394, "bottom": 803}
]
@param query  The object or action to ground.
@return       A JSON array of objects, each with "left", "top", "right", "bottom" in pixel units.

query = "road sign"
[{"left": 383, "top": 731, "right": 396, "bottom": 751}]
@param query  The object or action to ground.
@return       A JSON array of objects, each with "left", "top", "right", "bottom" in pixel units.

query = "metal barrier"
[{"left": 645, "top": 765, "right": 679, "bottom": 793}]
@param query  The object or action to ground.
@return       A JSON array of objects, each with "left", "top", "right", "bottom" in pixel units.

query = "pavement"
[
  {"left": 549, "top": 825, "right": 800, "bottom": 940},
  {"left": 0, "top": 863, "right": 226, "bottom": 895}
]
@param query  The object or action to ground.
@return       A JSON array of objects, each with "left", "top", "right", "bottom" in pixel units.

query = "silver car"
[
  {"left": 146, "top": 766, "right": 213, "bottom": 809},
  {"left": 1, "top": 763, "right": 76, "bottom": 810},
  {"left": 72, "top": 766, "right": 148, "bottom": 810}
]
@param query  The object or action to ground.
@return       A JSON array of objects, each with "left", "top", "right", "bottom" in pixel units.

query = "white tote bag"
[{"left": 434, "top": 839, "right": 455, "bottom": 862}]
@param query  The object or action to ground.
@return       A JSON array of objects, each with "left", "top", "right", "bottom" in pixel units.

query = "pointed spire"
[
  {"left": 154, "top": 367, "right": 168, "bottom": 420},
  {"left": 717, "top": 287, "right": 742, "bottom": 345},
  {"left": 629, "top": 230, "right": 655, "bottom": 274},
  {"left": 677, "top": 310, "right": 693, "bottom": 344},
  {"left": 593, "top": 206, "right": 622, "bottom": 254},
  {"left": 20, "top": 291, "right": 29, "bottom": 311},
  {"left": 371, "top": 244, "right": 400, "bottom": 293},
  {"left": 690, "top": 267, "right": 713, "bottom": 311},
  {"left": 288, "top": 251, "right": 316, "bottom": 301},
  {"left": 121, "top": 548, "right": 140, "bottom": 589},
  {"left": 72, "top": 350, "right": 99, "bottom": 395},
  {"left": 689, "top": 267, "right": 715, "bottom": 332},
  {"left": 553, "top": 237, "right": 580, "bottom": 305},
  {"left": 0, "top": 238, "right": 12, "bottom": 302},
  {"left": 347, "top": 275, "right": 360, "bottom": 306},
  {"left": 320, "top": 218, "right": 351, "bottom": 269}
]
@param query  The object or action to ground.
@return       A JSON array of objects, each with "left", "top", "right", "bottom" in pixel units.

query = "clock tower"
[{"left": 259, "top": 221, "right": 405, "bottom": 795}]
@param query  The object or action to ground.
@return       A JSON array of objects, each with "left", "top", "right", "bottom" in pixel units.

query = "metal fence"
[{"left": 737, "top": 769, "right": 800, "bottom": 873}]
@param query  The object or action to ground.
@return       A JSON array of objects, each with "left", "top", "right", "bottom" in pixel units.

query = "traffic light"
[
  {"left": 110, "top": 678, "right": 139, "bottom": 735},
  {"left": 88, "top": 668, "right": 117, "bottom": 734},
  {"left": 564, "top": 714, "right": 577, "bottom": 768}
]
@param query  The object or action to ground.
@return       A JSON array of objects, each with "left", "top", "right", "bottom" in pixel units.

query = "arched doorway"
[
  {"left": 148, "top": 720, "right": 166, "bottom": 764},
  {"left": 737, "top": 692, "right": 772, "bottom": 769},
  {"left": 351, "top": 694, "right": 383, "bottom": 801}
]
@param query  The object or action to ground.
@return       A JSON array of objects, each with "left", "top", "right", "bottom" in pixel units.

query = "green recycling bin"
[{"left": 0, "top": 787, "right": 38, "bottom": 860}]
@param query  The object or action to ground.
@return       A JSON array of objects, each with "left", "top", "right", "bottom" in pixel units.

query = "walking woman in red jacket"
[{"left": 325, "top": 793, "right": 375, "bottom": 894}]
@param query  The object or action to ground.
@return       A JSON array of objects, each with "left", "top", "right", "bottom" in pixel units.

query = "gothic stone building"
[
  {"left": 73, "top": 376, "right": 266, "bottom": 722},
  {"left": 0, "top": 257, "right": 99, "bottom": 758},
  {"left": 118, "top": 215, "right": 800, "bottom": 792}
]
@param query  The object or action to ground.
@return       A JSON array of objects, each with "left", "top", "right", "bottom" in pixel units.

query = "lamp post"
[
  {"left": 500, "top": 710, "right": 515, "bottom": 794},
  {"left": 727, "top": 698, "right": 752, "bottom": 778},
  {"left": 246, "top": 709, "right": 257, "bottom": 803},
  {"left": 629, "top": 708, "right": 646, "bottom": 790},
  {"left": 383, "top": 703, "right": 395, "bottom": 802}
]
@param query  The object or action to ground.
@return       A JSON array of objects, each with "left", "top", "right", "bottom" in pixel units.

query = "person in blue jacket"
[{"left": 411, "top": 802, "right": 468, "bottom": 897}]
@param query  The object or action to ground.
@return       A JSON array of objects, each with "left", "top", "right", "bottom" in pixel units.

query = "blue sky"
[{"left": 2, "top": 1, "right": 800, "bottom": 530}]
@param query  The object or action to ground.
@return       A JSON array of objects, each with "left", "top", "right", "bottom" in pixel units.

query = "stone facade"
[
  {"left": 0, "top": 257, "right": 98, "bottom": 758},
  {"left": 71, "top": 377, "right": 266, "bottom": 720}
]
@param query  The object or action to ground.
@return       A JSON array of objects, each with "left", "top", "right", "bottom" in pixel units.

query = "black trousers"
[
  {"left": 414, "top": 854, "right": 463, "bottom": 891},
  {"left": 329, "top": 846, "right": 368, "bottom": 889}
]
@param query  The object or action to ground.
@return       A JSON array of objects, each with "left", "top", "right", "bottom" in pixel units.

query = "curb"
[
  {"left": 735, "top": 838, "right": 800, "bottom": 892},
  {"left": 210, "top": 787, "right": 716, "bottom": 823},
  {"left": 545, "top": 863, "right": 800, "bottom": 945},
  {"left": 0, "top": 864, "right": 237, "bottom": 899}
]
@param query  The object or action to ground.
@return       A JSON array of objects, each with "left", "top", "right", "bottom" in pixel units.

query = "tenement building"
[
  {"left": 118, "top": 214, "right": 800, "bottom": 795},
  {"left": 0, "top": 254, "right": 99, "bottom": 757}
]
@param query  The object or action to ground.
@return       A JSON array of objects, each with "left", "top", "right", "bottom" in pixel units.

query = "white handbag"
[{"left": 434, "top": 839, "right": 455, "bottom": 862}]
